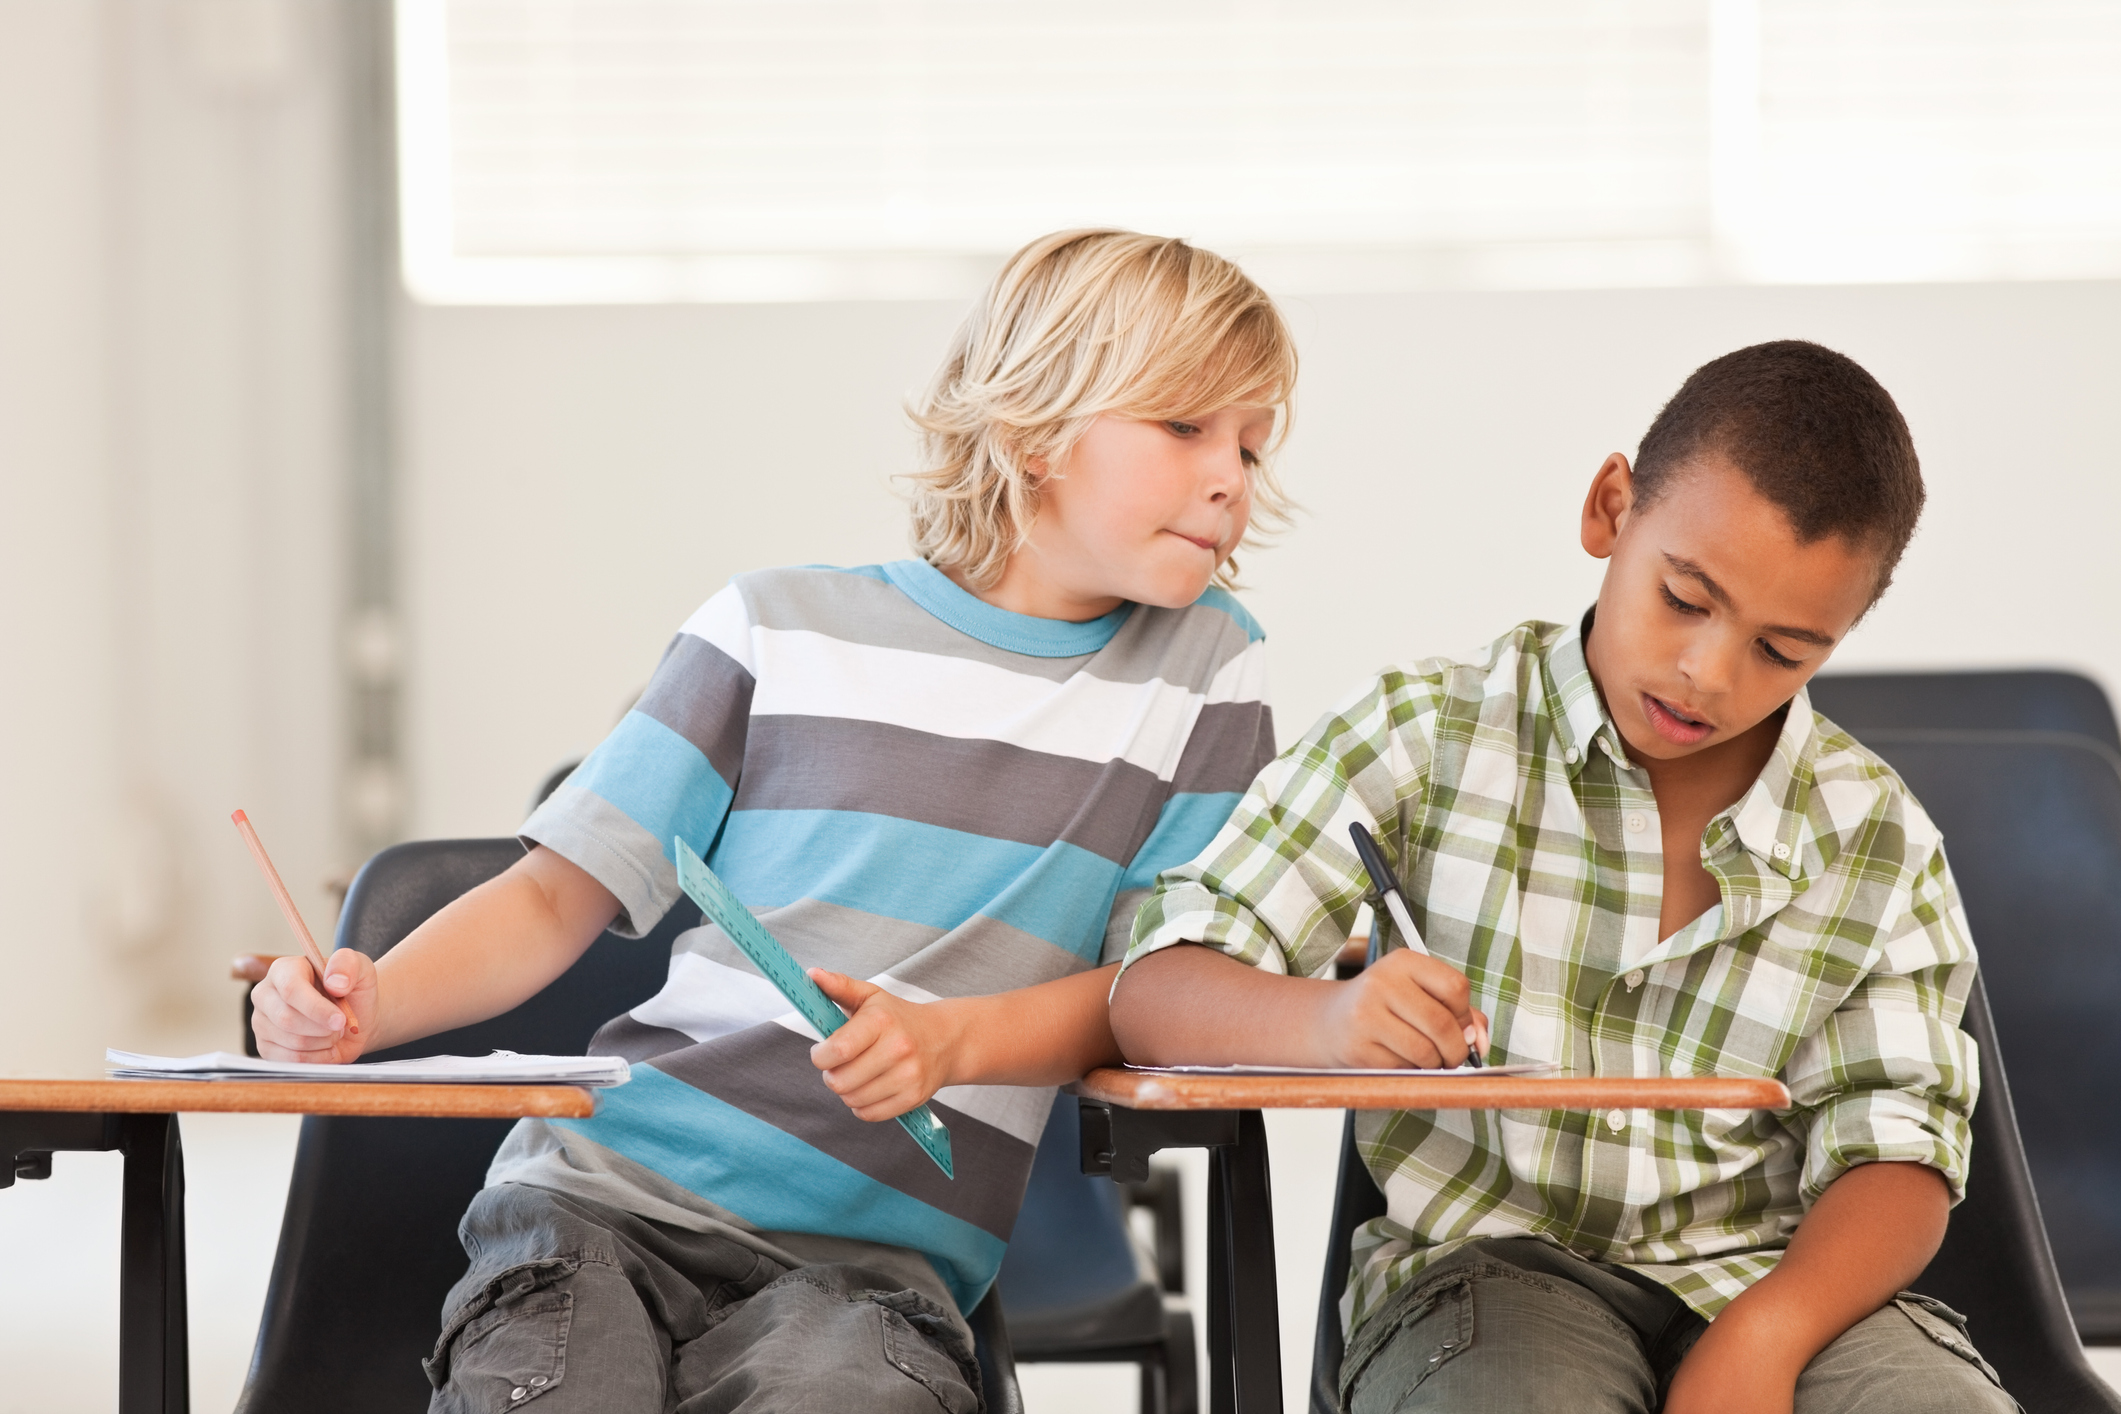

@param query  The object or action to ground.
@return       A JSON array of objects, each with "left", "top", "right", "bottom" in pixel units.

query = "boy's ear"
[{"left": 1580, "top": 453, "right": 1635, "bottom": 560}]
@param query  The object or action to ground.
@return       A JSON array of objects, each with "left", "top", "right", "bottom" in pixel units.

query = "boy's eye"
[
  {"left": 1758, "top": 639, "right": 1802, "bottom": 670},
  {"left": 1239, "top": 447, "right": 1261, "bottom": 469},
  {"left": 1166, "top": 421, "right": 1201, "bottom": 437},
  {"left": 1659, "top": 584, "right": 1707, "bottom": 616}
]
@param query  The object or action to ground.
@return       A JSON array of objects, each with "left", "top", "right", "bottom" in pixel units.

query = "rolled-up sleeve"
[
  {"left": 1782, "top": 843, "right": 1981, "bottom": 1205},
  {"left": 1121, "top": 671, "right": 1435, "bottom": 983}
]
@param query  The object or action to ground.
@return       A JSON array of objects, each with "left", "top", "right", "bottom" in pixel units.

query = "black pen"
[{"left": 1348, "top": 821, "right": 1485, "bottom": 1067}]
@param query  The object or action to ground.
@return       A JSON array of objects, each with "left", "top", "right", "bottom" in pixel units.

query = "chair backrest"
[
  {"left": 236, "top": 839, "right": 677, "bottom": 1414},
  {"left": 1857, "top": 730, "right": 2121, "bottom": 1344},
  {"left": 1808, "top": 669, "right": 2121, "bottom": 753},
  {"left": 1912, "top": 976, "right": 2120, "bottom": 1411}
]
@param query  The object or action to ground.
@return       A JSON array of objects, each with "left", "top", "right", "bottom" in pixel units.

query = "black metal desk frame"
[
  {"left": 2, "top": 1109, "right": 189, "bottom": 1414},
  {"left": 1078, "top": 1100, "right": 1279, "bottom": 1414}
]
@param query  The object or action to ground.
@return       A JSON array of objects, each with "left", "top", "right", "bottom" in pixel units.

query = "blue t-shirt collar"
[{"left": 881, "top": 559, "right": 1134, "bottom": 658}]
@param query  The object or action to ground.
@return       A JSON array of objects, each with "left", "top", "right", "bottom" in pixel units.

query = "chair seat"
[{"left": 1007, "top": 1277, "right": 1168, "bottom": 1357}]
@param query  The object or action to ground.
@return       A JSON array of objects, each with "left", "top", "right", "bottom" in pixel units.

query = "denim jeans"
[
  {"left": 1340, "top": 1237, "right": 2018, "bottom": 1414},
  {"left": 425, "top": 1184, "right": 982, "bottom": 1414}
]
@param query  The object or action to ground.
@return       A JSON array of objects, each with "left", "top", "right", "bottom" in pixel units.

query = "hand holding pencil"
[{"left": 233, "top": 809, "right": 377, "bottom": 1064}]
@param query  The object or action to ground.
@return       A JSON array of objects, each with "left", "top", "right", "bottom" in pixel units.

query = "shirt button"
[
  {"left": 531, "top": 1377, "right": 549, "bottom": 1387},
  {"left": 1606, "top": 1108, "right": 1628, "bottom": 1132},
  {"left": 1772, "top": 842, "right": 1791, "bottom": 860},
  {"left": 1625, "top": 970, "right": 1644, "bottom": 990},
  {"left": 1564, "top": 746, "right": 1580, "bottom": 764},
  {"left": 1626, "top": 813, "right": 1647, "bottom": 833},
  {"left": 511, "top": 1390, "right": 526, "bottom": 1402}
]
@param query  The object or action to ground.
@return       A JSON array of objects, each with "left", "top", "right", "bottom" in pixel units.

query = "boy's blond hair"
[{"left": 906, "top": 230, "right": 1297, "bottom": 590}]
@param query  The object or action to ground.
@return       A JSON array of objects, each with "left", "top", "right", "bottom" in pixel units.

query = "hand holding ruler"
[{"left": 673, "top": 837, "right": 954, "bottom": 1178}]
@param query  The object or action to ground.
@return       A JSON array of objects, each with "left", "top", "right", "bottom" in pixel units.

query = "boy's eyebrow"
[{"left": 1663, "top": 554, "right": 1838, "bottom": 648}]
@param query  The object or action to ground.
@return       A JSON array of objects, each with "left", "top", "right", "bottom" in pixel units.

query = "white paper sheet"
[
  {"left": 106, "top": 1048, "right": 631, "bottom": 1087},
  {"left": 1130, "top": 1061, "right": 1564, "bottom": 1077}
]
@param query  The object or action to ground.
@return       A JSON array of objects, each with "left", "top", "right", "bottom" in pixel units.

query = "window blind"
[{"left": 396, "top": 0, "right": 2121, "bottom": 301}]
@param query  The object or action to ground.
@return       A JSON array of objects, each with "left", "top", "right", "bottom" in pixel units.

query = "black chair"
[
  {"left": 235, "top": 838, "right": 1023, "bottom": 1414},
  {"left": 1809, "top": 669, "right": 2121, "bottom": 752},
  {"left": 1856, "top": 729, "right": 2121, "bottom": 1345},
  {"left": 996, "top": 1092, "right": 1198, "bottom": 1414}
]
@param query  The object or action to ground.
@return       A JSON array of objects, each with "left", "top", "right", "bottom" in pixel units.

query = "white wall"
[
  {"left": 0, "top": 0, "right": 349, "bottom": 1072},
  {"left": 403, "top": 278, "right": 2121, "bottom": 834},
  {"left": 0, "top": 0, "right": 118, "bottom": 1076}
]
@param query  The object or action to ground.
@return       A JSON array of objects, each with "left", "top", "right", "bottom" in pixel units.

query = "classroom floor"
[{"left": 2, "top": 1108, "right": 2114, "bottom": 1414}]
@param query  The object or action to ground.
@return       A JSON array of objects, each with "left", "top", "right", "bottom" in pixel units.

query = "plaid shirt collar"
[{"left": 1546, "top": 609, "right": 1818, "bottom": 891}]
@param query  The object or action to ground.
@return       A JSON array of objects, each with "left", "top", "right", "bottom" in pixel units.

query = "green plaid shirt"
[{"left": 1123, "top": 617, "right": 1980, "bottom": 1333}]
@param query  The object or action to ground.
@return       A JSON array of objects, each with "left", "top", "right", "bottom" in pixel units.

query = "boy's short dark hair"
[{"left": 1634, "top": 340, "right": 1924, "bottom": 599}]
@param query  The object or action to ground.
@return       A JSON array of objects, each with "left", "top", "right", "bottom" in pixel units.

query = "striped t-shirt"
[{"left": 498, "top": 559, "right": 1273, "bottom": 1313}]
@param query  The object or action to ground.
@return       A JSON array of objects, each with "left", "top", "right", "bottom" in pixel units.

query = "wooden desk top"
[
  {"left": 1077, "top": 1067, "right": 1790, "bottom": 1112},
  {"left": 0, "top": 1078, "right": 596, "bottom": 1119}
]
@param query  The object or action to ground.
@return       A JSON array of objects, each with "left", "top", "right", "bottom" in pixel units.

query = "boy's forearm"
[
  {"left": 939, "top": 964, "right": 1126, "bottom": 1087},
  {"left": 367, "top": 847, "right": 618, "bottom": 1051},
  {"left": 1669, "top": 1161, "right": 1949, "bottom": 1406},
  {"left": 1108, "top": 942, "right": 1335, "bottom": 1067}
]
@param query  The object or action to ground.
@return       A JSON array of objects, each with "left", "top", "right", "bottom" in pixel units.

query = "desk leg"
[
  {"left": 1207, "top": 1110, "right": 1280, "bottom": 1414},
  {"left": 118, "top": 1113, "right": 188, "bottom": 1414}
]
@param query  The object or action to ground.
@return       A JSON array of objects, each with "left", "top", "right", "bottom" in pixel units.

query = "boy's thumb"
[{"left": 810, "top": 968, "right": 879, "bottom": 1007}]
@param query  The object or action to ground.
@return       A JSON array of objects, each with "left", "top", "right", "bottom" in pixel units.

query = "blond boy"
[{"left": 252, "top": 230, "right": 1295, "bottom": 1413}]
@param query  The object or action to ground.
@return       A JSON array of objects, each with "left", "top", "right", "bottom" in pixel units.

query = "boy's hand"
[
  {"left": 1314, "top": 949, "right": 1489, "bottom": 1069},
  {"left": 808, "top": 970, "right": 965, "bottom": 1121},
  {"left": 250, "top": 950, "right": 378, "bottom": 1065}
]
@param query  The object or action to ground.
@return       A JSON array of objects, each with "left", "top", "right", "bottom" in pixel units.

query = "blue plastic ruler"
[{"left": 673, "top": 837, "right": 954, "bottom": 1179}]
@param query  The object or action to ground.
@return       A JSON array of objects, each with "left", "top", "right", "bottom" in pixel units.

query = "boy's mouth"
[
  {"left": 1642, "top": 693, "right": 1715, "bottom": 746},
  {"left": 1168, "top": 531, "right": 1221, "bottom": 552}
]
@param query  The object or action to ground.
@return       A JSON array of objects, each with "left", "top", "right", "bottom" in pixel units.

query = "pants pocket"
[
  {"left": 872, "top": 1288, "right": 983, "bottom": 1414},
  {"left": 1892, "top": 1292, "right": 2007, "bottom": 1389},
  {"left": 426, "top": 1258, "right": 579, "bottom": 1410},
  {"left": 1340, "top": 1277, "right": 1473, "bottom": 1414}
]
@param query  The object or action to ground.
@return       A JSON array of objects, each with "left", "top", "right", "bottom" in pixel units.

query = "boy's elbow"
[{"left": 1108, "top": 944, "right": 1216, "bottom": 1066}]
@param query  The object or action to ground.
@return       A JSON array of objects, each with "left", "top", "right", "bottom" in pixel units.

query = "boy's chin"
[{"left": 1122, "top": 567, "right": 1218, "bottom": 610}]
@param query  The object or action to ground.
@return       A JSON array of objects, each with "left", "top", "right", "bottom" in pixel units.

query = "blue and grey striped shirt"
[{"left": 498, "top": 559, "right": 1273, "bottom": 1312}]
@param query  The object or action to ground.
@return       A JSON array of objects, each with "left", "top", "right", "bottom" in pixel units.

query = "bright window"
[{"left": 396, "top": 0, "right": 2121, "bottom": 302}]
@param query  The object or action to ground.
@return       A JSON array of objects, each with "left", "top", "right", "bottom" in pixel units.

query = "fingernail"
[{"left": 1464, "top": 1025, "right": 1479, "bottom": 1046}]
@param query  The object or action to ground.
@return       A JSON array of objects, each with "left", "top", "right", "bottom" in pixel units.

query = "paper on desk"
[
  {"left": 106, "top": 1048, "right": 631, "bottom": 1087},
  {"left": 1132, "top": 1061, "right": 1564, "bottom": 1077}
]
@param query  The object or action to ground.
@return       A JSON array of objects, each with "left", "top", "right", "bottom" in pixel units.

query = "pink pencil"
[{"left": 231, "top": 808, "right": 360, "bottom": 1036}]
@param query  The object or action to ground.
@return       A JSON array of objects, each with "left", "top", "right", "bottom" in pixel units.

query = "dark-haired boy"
[{"left": 1111, "top": 341, "right": 2011, "bottom": 1414}]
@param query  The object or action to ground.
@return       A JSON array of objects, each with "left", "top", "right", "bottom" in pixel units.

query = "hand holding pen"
[{"left": 1347, "top": 821, "right": 1488, "bottom": 1067}]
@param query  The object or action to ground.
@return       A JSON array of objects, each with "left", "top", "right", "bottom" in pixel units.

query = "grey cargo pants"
[
  {"left": 1341, "top": 1237, "right": 2019, "bottom": 1414},
  {"left": 425, "top": 1184, "right": 983, "bottom": 1414}
]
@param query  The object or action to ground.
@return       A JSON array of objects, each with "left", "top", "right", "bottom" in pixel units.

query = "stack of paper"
[{"left": 106, "top": 1048, "right": 631, "bottom": 1087}]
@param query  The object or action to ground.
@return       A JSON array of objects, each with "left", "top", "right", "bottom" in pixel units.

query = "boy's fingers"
[
  {"left": 1375, "top": 977, "right": 1464, "bottom": 1066},
  {"left": 257, "top": 960, "right": 344, "bottom": 1033},
  {"left": 1396, "top": 952, "right": 1476, "bottom": 1023},
  {"left": 809, "top": 968, "right": 881, "bottom": 1011},
  {"left": 810, "top": 1006, "right": 886, "bottom": 1072}
]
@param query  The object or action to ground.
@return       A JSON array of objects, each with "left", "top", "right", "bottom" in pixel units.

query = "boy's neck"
[{"left": 941, "top": 561, "right": 1127, "bottom": 624}]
